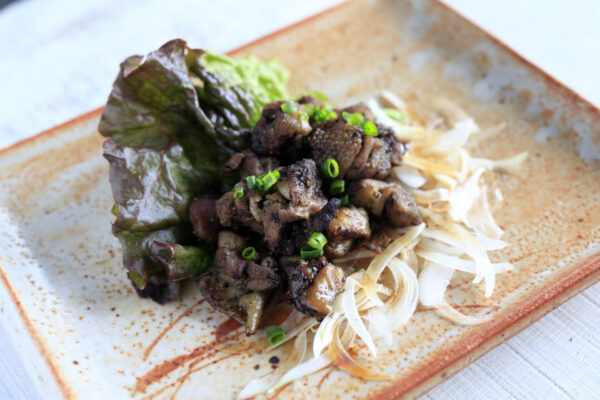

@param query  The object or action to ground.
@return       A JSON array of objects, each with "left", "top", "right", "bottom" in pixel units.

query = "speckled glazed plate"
[{"left": 1, "top": 0, "right": 599, "bottom": 399}]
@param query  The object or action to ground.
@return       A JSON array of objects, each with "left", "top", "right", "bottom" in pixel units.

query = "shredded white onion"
[{"left": 240, "top": 95, "right": 526, "bottom": 397}]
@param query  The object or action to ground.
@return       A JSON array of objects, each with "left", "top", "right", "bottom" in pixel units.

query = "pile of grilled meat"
[{"left": 190, "top": 97, "right": 422, "bottom": 334}]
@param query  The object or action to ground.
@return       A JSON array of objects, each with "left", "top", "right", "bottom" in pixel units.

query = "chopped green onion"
[
  {"left": 242, "top": 246, "right": 256, "bottom": 260},
  {"left": 339, "top": 194, "right": 349, "bottom": 206},
  {"left": 362, "top": 120, "right": 379, "bottom": 136},
  {"left": 111, "top": 203, "right": 120, "bottom": 216},
  {"left": 307, "top": 232, "right": 328, "bottom": 250},
  {"left": 300, "top": 245, "right": 324, "bottom": 260},
  {"left": 299, "top": 112, "right": 309, "bottom": 121},
  {"left": 266, "top": 326, "right": 286, "bottom": 345},
  {"left": 330, "top": 179, "right": 345, "bottom": 195},
  {"left": 342, "top": 111, "right": 364, "bottom": 126},
  {"left": 258, "top": 171, "right": 279, "bottom": 193},
  {"left": 246, "top": 175, "right": 257, "bottom": 189},
  {"left": 321, "top": 158, "right": 339, "bottom": 178},
  {"left": 281, "top": 101, "right": 297, "bottom": 113},
  {"left": 233, "top": 186, "right": 244, "bottom": 199},
  {"left": 355, "top": 268, "right": 365, "bottom": 273},
  {"left": 308, "top": 104, "right": 338, "bottom": 124},
  {"left": 383, "top": 108, "right": 407, "bottom": 124}
]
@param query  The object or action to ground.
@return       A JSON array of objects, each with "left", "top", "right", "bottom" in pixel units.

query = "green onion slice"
[
  {"left": 300, "top": 245, "right": 324, "bottom": 260},
  {"left": 330, "top": 179, "right": 345, "bottom": 195},
  {"left": 266, "top": 326, "right": 286, "bottom": 345},
  {"left": 339, "top": 194, "right": 349, "bottom": 206},
  {"left": 307, "top": 232, "right": 328, "bottom": 250},
  {"left": 242, "top": 246, "right": 256, "bottom": 260},
  {"left": 383, "top": 108, "right": 407, "bottom": 124},
  {"left": 342, "top": 111, "right": 364, "bottom": 126},
  {"left": 258, "top": 170, "right": 279, "bottom": 193},
  {"left": 246, "top": 175, "right": 257, "bottom": 190},
  {"left": 362, "top": 120, "right": 379, "bottom": 136},
  {"left": 280, "top": 101, "right": 297, "bottom": 113},
  {"left": 233, "top": 186, "right": 244, "bottom": 199},
  {"left": 321, "top": 158, "right": 339, "bottom": 178},
  {"left": 308, "top": 104, "right": 338, "bottom": 124}
]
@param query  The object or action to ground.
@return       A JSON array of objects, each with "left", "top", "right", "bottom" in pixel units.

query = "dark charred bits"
[{"left": 190, "top": 99, "right": 422, "bottom": 335}]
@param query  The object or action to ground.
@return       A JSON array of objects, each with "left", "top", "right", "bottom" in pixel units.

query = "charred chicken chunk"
[
  {"left": 308, "top": 114, "right": 405, "bottom": 181},
  {"left": 349, "top": 179, "right": 422, "bottom": 227},
  {"left": 324, "top": 238, "right": 354, "bottom": 259},
  {"left": 308, "top": 118, "right": 363, "bottom": 176},
  {"left": 197, "top": 231, "right": 280, "bottom": 335},
  {"left": 222, "top": 151, "right": 279, "bottom": 178},
  {"left": 279, "top": 256, "right": 344, "bottom": 318},
  {"left": 216, "top": 183, "right": 263, "bottom": 233},
  {"left": 325, "top": 206, "right": 371, "bottom": 240},
  {"left": 252, "top": 101, "right": 311, "bottom": 155}
]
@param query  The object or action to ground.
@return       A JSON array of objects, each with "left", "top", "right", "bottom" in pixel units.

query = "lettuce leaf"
[
  {"left": 200, "top": 50, "right": 289, "bottom": 124},
  {"left": 98, "top": 39, "right": 289, "bottom": 303}
]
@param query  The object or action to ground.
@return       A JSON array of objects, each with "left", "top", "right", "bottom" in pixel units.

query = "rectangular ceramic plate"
[{"left": 1, "top": 0, "right": 599, "bottom": 398}]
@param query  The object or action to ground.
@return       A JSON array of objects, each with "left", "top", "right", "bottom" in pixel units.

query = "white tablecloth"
[{"left": 0, "top": 0, "right": 598, "bottom": 398}]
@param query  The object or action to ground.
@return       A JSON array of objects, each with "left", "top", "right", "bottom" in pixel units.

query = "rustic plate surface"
[{"left": 1, "top": 0, "right": 599, "bottom": 399}]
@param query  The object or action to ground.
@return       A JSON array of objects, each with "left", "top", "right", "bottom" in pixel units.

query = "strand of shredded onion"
[{"left": 238, "top": 93, "right": 527, "bottom": 398}]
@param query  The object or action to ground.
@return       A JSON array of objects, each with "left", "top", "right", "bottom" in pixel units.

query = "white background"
[{"left": 0, "top": 0, "right": 599, "bottom": 398}]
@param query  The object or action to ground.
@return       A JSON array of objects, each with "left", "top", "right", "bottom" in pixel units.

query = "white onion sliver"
[
  {"left": 418, "top": 261, "right": 454, "bottom": 306},
  {"left": 391, "top": 165, "right": 427, "bottom": 188},
  {"left": 430, "top": 118, "right": 479, "bottom": 153},
  {"left": 387, "top": 258, "right": 419, "bottom": 329},
  {"left": 341, "top": 278, "right": 377, "bottom": 357},
  {"left": 365, "top": 309, "right": 393, "bottom": 348},
  {"left": 435, "top": 300, "right": 491, "bottom": 325},
  {"left": 268, "top": 354, "right": 333, "bottom": 394},
  {"left": 363, "top": 223, "right": 425, "bottom": 306}
]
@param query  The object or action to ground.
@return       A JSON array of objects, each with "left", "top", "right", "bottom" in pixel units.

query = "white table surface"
[{"left": 1, "top": 0, "right": 599, "bottom": 398}]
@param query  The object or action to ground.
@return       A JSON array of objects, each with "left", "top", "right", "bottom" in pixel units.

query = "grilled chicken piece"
[
  {"left": 279, "top": 159, "right": 327, "bottom": 222},
  {"left": 324, "top": 238, "right": 354, "bottom": 259},
  {"left": 308, "top": 115, "right": 405, "bottom": 181},
  {"left": 302, "top": 263, "right": 345, "bottom": 315},
  {"left": 280, "top": 256, "right": 344, "bottom": 317},
  {"left": 216, "top": 183, "right": 263, "bottom": 233},
  {"left": 217, "top": 230, "right": 247, "bottom": 251},
  {"left": 358, "top": 230, "right": 392, "bottom": 253},
  {"left": 215, "top": 248, "right": 247, "bottom": 279},
  {"left": 196, "top": 272, "right": 248, "bottom": 330},
  {"left": 349, "top": 179, "right": 422, "bottom": 227},
  {"left": 239, "top": 292, "right": 267, "bottom": 335},
  {"left": 346, "top": 126, "right": 405, "bottom": 180},
  {"left": 188, "top": 196, "right": 220, "bottom": 243},
  {"left": 341, "top": 103, "right": 375, "bottom": 122},
  {"left": 218, "top": 159, "right": 328, "bottom": 250},
  {"left": 252, "top": 101, "right": 312, "bottom": 155},
  {"left": 386, "top": 187, "right": 423, "bottom": 226},
  {"left": 221, "top": 151, "right": 279, "bottom": 178},
  {"left": 275, "top": 198, "right": 341, "bottom": 256},
  {"left": 325, "top": 206, "right": 371, "bottom": 240},
  {"left": 308, "top": 118, "right": 363, "bottom": 176},
  {"left": 246, "top": 257, "right": 280, "bottom": 291},
  {"left": 197, "top": 231, "right": 280, "bottom": 335}
]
